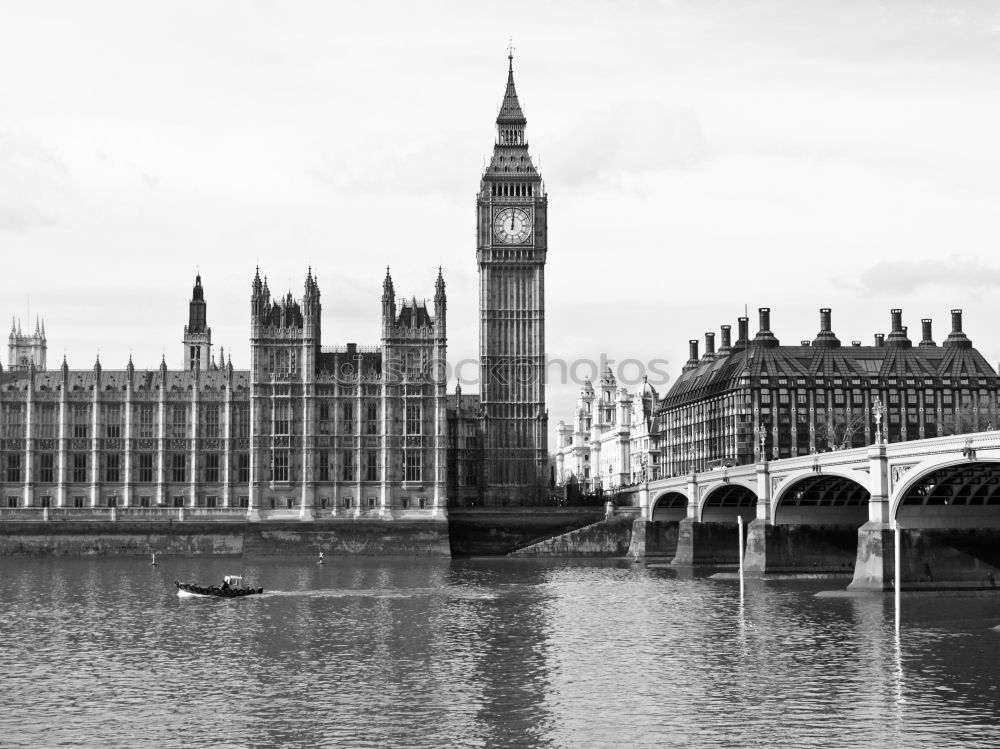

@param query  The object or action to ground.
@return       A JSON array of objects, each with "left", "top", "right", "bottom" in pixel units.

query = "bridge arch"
[
  {"left": 891, "top": 458, "right": 1000, "bottom": 528},
  {"left": 651, "top": 491, "right": 688, "bottom": 522},
  {"left": 771, "top": 468, "right": 871, "bottom": 526},
  {"left": 699, "top": 483, "right": 757, "bottom": 523}
]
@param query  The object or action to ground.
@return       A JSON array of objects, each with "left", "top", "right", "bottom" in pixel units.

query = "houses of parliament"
[{"left": 0, "top": 54, "right": 548, "bottom": 517}]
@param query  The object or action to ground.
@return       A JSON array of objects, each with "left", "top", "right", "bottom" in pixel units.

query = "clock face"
[{"left": 493, "top": 207, "right": 532, "bottom": 244}]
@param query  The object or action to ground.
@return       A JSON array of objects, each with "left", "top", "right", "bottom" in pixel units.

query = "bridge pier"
[
  {"left": 848, "top": 444, "right": 892, "bottom": 590},
  {"left": 744, "top": 519, "right": 860, "bottom": 575},
  {"left": 627, "top": 518, "right": 679, "bottom": 559},
  {"left": 847, "top": 521, "right": 894, "bottom": 590},
  {"left": 671, "top": 518, "right": 746, "bottom": 567}
]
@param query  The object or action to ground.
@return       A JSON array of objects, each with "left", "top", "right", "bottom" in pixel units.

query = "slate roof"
[{"left": 661, "top": 341, "right": 999, "bottom": 410}]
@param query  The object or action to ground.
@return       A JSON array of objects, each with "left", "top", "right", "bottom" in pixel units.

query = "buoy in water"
[{"left": 151, "top": 552, "right": 159, "bottom": 566}]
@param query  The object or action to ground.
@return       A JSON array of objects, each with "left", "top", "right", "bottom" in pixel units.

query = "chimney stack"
[
  {"left": 703, "top": 332, "right": 716, "bottom": 359},
  {"left": 875, "top": 333, "right": 885, "bottom": 347},
  {"left": 736, "top": 317, "right": 750, "bottom": 348},
  {"left": 944, "top": 308, "right": 972, "bottom": 348},
  {"left": 683, "top": 339, "right": 700, "bottom": 371},
  {"left": 887, "top": 309, "right": 911, "bottom": 347},
  {"left": 812, "top": 307, "right": 841, "bottom": 347},
  {"left": 753, "top": 308, "right": 779, "bottom": 347},
  {"left": 919, "top": 319, "right": 936, "bottom": 347},
  {"left": 719, "top": 325, "right": 732, "bottom": 353}
]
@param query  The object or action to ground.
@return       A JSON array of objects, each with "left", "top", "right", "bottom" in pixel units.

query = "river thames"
[{"left": 2, "top": 557, "right": 999, "bottom": 748}]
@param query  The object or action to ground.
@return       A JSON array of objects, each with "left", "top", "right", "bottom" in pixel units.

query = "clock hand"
[{"left": 510, "top": 212, "right": 516, "bottom": 231}]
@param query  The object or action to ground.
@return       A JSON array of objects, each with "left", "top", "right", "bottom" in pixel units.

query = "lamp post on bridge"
[{"left": 872, "top": 397, "right": 886, "bottom": 445}]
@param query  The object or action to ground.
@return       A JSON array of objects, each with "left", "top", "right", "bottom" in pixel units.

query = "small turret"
[{"left": 434, "top": 267, "right": 446, "bottom": 338}]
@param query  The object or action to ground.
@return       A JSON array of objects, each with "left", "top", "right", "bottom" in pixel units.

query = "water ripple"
[{"left": 1, "top": 557, "right": 999, "bottom": 747}]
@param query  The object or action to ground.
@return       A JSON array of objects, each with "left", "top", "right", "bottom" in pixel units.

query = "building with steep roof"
[{"left": 657, "top": 307, "right": 1000, "bottom": 476}]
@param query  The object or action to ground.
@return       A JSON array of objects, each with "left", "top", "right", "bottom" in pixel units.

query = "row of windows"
[
  {"left": 489, "top": 182, "right": 533, "bottom": 197},
  {"left": 8, "top": 495, "right": 251, "bottom": 509},
  {"left": 1, "top": 450, "right": 432, "bottom": 485},
  {"left": 0, "top": 404, "right": 250, "bottom": 440},
  {"left": 3, "top": 453, "right": 251, "bottom": 484},
  {"left": 313, "top": 451, "right": 422, "bottom": 483},
  {"left": 6, "top": 493, "right": 433, "bottom": 510}
]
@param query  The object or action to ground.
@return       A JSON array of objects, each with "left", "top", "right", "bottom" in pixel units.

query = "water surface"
[{"left": 2, "top": 557, "right": 999, "bottom": 747}]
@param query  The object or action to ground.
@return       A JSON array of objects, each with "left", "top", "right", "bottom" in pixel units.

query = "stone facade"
[
  {"left": 0, "top": 270, "right": 449, "bottom": 521},
  {"left": 247, "top": 267, "right": 447, "bottom": 520},
  {"left": 554, "top": 369, "right": 661, "bottom": 492}
]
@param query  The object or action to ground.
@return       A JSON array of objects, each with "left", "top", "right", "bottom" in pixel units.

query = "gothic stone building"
[
  {"left": 248, "top": 267, "right": 447, "bottom": 518},
  {"left": 658, "top": 307, "right": 1000, "bottom": 477},
  {"left": 0, "top": 270, "right": 449, "bottom": 519}
]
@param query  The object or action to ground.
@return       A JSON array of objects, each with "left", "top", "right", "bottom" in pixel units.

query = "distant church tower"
[
  {"left": 8, "top": 317, "right": 47, "bottom": 371},
  {"left": 183, "top": 274, "right": 212, "bottom": 370},
  {"left": 477, "top": 51, "right": 548, "bottom": 501}
]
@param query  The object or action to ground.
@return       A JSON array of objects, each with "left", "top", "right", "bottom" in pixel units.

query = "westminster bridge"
[{"left": 618, "top": 430, "right": 1000, "bottom": 590}]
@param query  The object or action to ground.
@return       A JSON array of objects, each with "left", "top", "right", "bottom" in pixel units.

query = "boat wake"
[{"left": 261, "top": 586, "right": 498, "bottom": 601}]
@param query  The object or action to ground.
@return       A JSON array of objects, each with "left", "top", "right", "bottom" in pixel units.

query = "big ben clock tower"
[{"left": 477, "top": 50, "right": 548, "bottom": 503}]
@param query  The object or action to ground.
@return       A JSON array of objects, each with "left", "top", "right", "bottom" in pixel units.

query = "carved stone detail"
[{"left": 890, "top": 463, "right": 917, "bottom": 488}]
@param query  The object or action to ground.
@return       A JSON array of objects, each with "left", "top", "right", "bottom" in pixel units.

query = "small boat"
[{"left": 175, "top": 575, "right": 263, "bottom": 598}]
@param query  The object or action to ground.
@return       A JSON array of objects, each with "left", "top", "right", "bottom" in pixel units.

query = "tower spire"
[{"left": 497, "top": 46, "right": 526, "bottom": 128}]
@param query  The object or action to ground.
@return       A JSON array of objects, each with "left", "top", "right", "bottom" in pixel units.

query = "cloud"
[
  {"left": 0, "top": 134, "right": 69, "bottom": 231},
  {"left": 845, "top": 256, "right": 1000, "bottom": 294},
  {"left": 546, "top": 102, "right": 708, "bottom": 187}
]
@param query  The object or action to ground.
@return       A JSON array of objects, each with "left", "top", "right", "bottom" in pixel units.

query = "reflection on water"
[{"left": 2, "top": 557, "right": 1000, "bottom": 748}]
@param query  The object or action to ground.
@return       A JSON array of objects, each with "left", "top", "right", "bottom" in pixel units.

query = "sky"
[{"left": 3, "top": 0, "right": 1000, "bottom": 442}]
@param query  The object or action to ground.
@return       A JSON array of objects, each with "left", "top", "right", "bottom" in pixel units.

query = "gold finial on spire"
[{"left": 508, "top": 37, "right": 514, "bottom": 67}]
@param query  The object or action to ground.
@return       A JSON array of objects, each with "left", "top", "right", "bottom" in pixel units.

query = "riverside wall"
[
  {"left": 508, "top": 514, "right": 635, "bottom": 557},
  {"left": 0, "top": 509, "right": 597, "bottom": 557},
  {"left": 0, "top": 519, "right": 450, "bottom": 557},
  {"left": 447, "top": 507, "right": 606, "bottom": 556}
]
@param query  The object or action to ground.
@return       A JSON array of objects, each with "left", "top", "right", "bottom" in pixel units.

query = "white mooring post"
[
  {"left": 738, "top": 515, "right": 745, "bottom": 597},
  {"left": 894, "top": 522, "right": 901, "bottom": 632}
]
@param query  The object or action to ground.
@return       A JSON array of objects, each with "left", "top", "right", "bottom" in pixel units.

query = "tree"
[
  {"left": 940, "top": 398, "right": 1000, "bottom": 437},
  {"left": 814, "top": 413, "right": 867, "bottom": 451}
]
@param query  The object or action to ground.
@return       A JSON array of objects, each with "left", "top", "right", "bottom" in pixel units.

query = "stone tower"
[
  {"left": 8, "top": 317, "right": 47, "bottom": 371},
  {"left": 247, "top": 267, "right": 320, "bottom": 519},
  {"left": 183, "top": 274, "right": 212, "bottom": 370},
  {"left": 476, "top": 51, "right": 548, "bottom": 502}
]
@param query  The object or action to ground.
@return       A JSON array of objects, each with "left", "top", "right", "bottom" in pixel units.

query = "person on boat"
[{"left": 222, "top": 579, "right": 230, "bottom": 591}]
